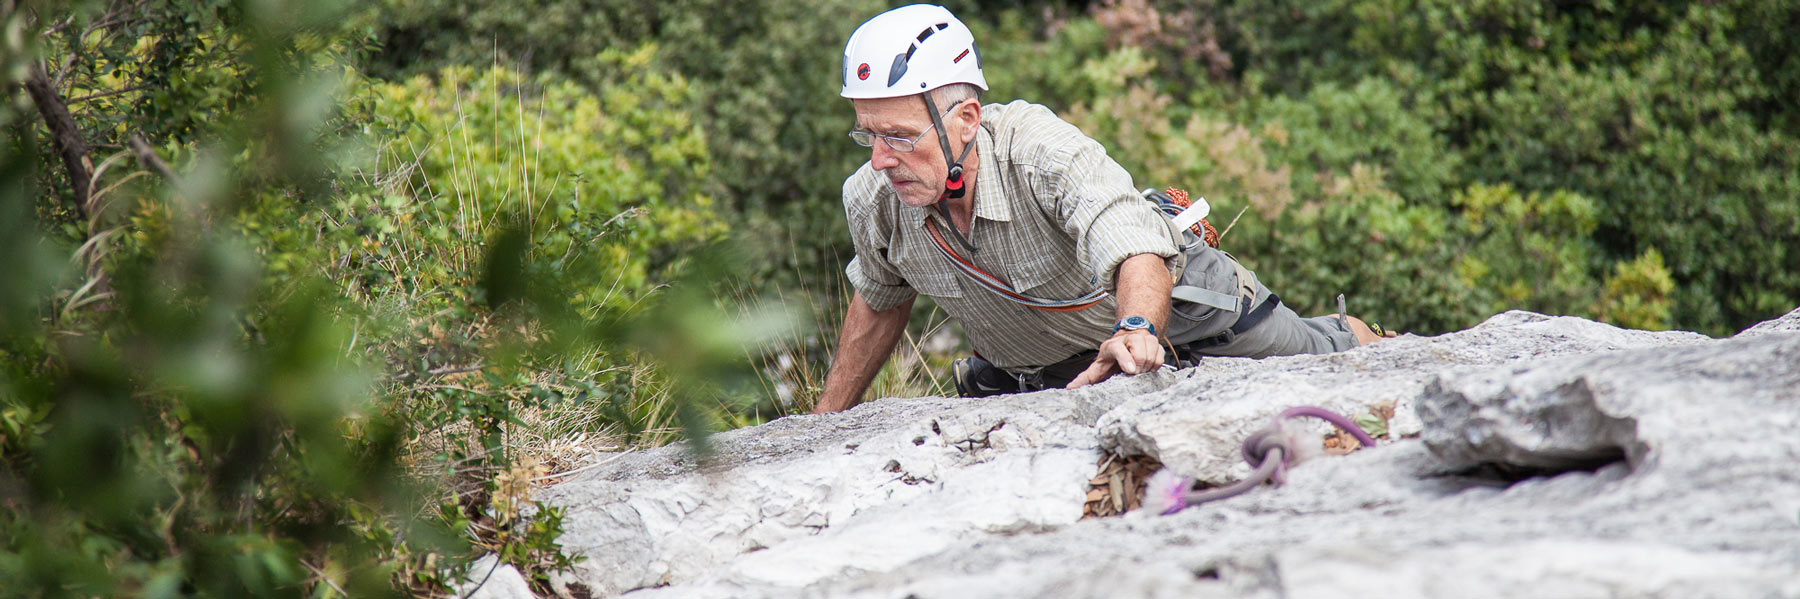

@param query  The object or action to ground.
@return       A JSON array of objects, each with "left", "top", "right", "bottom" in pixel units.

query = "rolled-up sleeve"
[
  {"left": 1042, "top": 137, "right": 1181, "bottom": 291},
  {"left": 845, "top": 253, "right": 914, "bottom": 312}
]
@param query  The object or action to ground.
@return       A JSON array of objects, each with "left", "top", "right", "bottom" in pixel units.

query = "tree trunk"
[{"left": 23, "top": 60, "right": 92, "bottom": 219}]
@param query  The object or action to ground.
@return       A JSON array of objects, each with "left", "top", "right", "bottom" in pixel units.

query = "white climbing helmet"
[{"left": 841, "top": 4, "right": 987, "bottom": 99}]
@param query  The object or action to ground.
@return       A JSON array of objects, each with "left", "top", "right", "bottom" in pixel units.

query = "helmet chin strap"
[
  {"left": 923, "top": 93, "right": 976, "bottom": 199},
  {"left": 922, "top": 92, "right": 979, "bottom": 252}
]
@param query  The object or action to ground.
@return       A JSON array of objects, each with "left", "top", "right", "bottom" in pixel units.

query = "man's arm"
[
  {"left": 812, "top": 292, "right": 915, "bottom": 413},
  {"left": 1066, "top": 253, "right": 1171, "bottom": 388}
]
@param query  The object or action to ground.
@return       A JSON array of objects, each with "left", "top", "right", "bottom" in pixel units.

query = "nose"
[{"left": 869, "top": 140, "right": 900, "bottom": 170}]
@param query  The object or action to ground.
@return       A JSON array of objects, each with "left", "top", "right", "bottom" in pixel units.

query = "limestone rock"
[
  {"left": 538, "top": 309, "right": 1800, "bottom": 598},
  {"left": 1738, "top": 305, "right": 1800, "bottom": 337},
  {"left": 455, "top": 554, "right": 536, "bottom": 599},
  {"left": 1276, "top": 540, "right": 1800, "bottom": 599},
  {"left": 537, "top": 390, "right": 1111, "bottom": 596},
  {"left": 1420, "top": 330, "right": 1800, "bottom": 472},
  {"left": 1095, "top": 310, "right": 1707, "bottom": 484}
]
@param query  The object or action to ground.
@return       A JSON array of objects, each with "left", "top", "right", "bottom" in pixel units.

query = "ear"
[{"left": 955, "top": 101, "right": 981, "bottom": 144}]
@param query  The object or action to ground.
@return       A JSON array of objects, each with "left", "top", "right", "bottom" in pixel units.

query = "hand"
[{"left": 1065, "top": 329, "right": 1164, "bottom": 389}]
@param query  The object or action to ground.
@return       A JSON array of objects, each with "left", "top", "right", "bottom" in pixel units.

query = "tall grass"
[{"left": 736, "top": 252, "right": 960, "bottom": 417}]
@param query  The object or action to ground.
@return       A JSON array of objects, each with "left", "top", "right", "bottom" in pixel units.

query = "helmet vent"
[{"left": 887, "top": 52, "right": 910, "bottom": 87}]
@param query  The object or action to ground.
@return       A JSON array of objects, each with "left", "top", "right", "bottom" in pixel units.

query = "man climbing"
[{"left": 812, "top": 4, "right": 1384, "bottom": 414}]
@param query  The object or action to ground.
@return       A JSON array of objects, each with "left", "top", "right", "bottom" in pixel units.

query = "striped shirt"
[{"left": 843, "top": 100, "right": 1183, "bottom": 370}]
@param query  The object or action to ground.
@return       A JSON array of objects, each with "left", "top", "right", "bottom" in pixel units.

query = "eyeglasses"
[{"left": 848, "top": 101, "right": 967, "bottom": 153}]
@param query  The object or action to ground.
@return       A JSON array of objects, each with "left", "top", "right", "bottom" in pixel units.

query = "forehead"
[{"left": 852, "top": 96, "right": 928, "bottom": 133}]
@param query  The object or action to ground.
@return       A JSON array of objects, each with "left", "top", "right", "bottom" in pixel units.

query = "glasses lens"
[
  {"left": 848, "top": 131, "right": 875, "bottom": 147},
  {"left": 886, "top": 137, "right": 915, "bottom": 153}
]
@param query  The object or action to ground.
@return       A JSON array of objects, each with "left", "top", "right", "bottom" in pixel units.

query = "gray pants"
[
  {"left": 1167, "top": 245, "right": 1358, "bottom": 360},
  {"left": 969, "top": 301, "right": 1357, "bottom": 394},
  {"left": 1193, "top": 301, "right": 1360, "bottom": 359}
]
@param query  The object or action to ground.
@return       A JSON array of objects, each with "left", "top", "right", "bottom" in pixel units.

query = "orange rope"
[{"left": 1165, "top": 187, "right": 1220, "bottom": 249}]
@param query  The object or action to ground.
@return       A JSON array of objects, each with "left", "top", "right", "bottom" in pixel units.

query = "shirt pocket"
[
  {"left": 1008, "top": 247, "right": 1093, "bottom": 300},
  {"left": 891, "top": 238, "right": 965, "bottom": 299}
]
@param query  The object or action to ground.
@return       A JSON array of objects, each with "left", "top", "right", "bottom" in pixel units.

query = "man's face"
[{"left": 851, "top": 95, "right": 957, "bottom": 208}]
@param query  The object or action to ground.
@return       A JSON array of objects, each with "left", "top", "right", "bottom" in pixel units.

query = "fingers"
[
  {"left": 1135, "top": 333, "right": 1165, "bottom": 372},
  {"left": 1066, "top": 332, "right": 1163, "bottom": 389},
  {"left": 1113, "top": 331, "right": 1162, "bottom": 374},
  {"left": 1064, "top": 358, "right": 1115, "bottom": 389},
  {"left": 1103, "top": 335, "right": 1139, "bottom": 374}
]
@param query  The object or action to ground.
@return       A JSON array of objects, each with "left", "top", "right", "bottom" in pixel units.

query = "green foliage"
[
  {"left": 368, "top": 0, "right": 885, "bottom": 288},
  {"left": 1, "top": 1, "right": 780, "bottom": 595},
  {"left": 362, "top": 54, "right": 722, "bottom": 312},
  {"left": 993, "top": 0, "right": 1793, "bottom": 334},
  {"left": 1054, "top": 61, "right": 1665, "bottom": 332},
  {"left": 1247, "top": 77, "right": 1458, "bottom": 205},
  {"left": 982, "top": 15, "right": 1121, "bottom": 113},
  {"left": 1, "top": 2, "right": 441, "bottom": 596},
  {"left": 1449, "top": 184, "right": 1603, "bottom": 319},
  {"left": 1206, "top": 0, "right": 1800, "bottom": 334},
  {"left": 1599, "top": 248, "right": 1677, "bottom": 331},
  {"left": 19, "top": 0, "right": 378, "bottom": 228}
]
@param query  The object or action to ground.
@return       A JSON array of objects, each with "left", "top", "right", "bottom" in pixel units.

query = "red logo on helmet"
[{"left": 857, "top": 63, "right": 871, "bottom": 80}]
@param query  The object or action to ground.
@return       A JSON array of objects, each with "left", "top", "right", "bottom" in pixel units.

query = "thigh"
[{"left": 1200, "top": 303, "right": 1359, "bottom": 359}]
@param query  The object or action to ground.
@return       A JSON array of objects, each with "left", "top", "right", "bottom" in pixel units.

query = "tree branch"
[
  {"left": 68, "top": 83, "right": 148, "bottom": 105},
  {"left": 24, "top": 61, "right": 93, "bottom": 219},
  {"left": 128, "top": 134, "right": 182, "bottom": 190}
]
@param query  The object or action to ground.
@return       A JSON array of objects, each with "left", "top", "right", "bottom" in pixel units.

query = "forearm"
[
  {"left": 813, "top": 293, "right": 914, "bottom": 414},
  {"left": 1113, "top": 253, "right": 1172, "bottom": 332},
  {"left": 1066, "top": 253, "right": 1175, "bottom": 388}
]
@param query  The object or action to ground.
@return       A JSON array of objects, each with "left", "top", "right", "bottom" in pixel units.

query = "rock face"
[
  {"left": 1739, "top": 306, "right": 1800, "bottom": 338},
  {"left": 455, "top": 554, "right": 536, "bottom": 599},
  {"left": 535, "top": 310, "right": 1800, "bottom": 598}
]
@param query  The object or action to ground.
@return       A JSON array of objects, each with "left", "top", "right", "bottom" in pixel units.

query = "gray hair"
[{"left": 929, "top": 83, "right": 983, "bottom": 109}]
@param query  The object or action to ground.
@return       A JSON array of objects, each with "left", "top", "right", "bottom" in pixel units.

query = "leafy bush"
[
  {"left": 1210, "top": 0, "right": 1800, "bottom": 334},
  {"left": 368, "top": 0, "right": 886, "bottom": 288},
  {"left": 1050, "top": 48, "right": 1668, "bottom": 333},
  {"left": 2, "top": 3, "right": 440, "bottom": 596},
  {"left": 361, "top": 52, "right": 722, "bottom": 312},
  {"left": 4, "top": 3, "right": 774, "bottom": 596}
]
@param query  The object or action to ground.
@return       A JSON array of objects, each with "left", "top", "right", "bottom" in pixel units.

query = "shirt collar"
[{"left": 970, "top": 125, "right": 1011, "bottom": 223}]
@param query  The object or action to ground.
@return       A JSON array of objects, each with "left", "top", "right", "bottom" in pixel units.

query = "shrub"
[
  {"left": 368, "top": 0, "right": 886, "bottom": 288},
  {"left": 1211, "top": 0, "right": 1800, "bottom": 334}
]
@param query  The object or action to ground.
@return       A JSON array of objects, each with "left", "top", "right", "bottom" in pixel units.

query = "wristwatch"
[{"left": 1112, "top": 315, "right": 1157, "bottom": 338}]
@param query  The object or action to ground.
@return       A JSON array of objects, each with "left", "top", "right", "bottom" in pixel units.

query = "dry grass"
[{"left": 736, "top": 271, "right": 960, "bottom": 417}]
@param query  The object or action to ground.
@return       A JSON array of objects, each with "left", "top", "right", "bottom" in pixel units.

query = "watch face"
[{"left": 1122, "top": 316, "right": 1148, "bottom": 329}]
